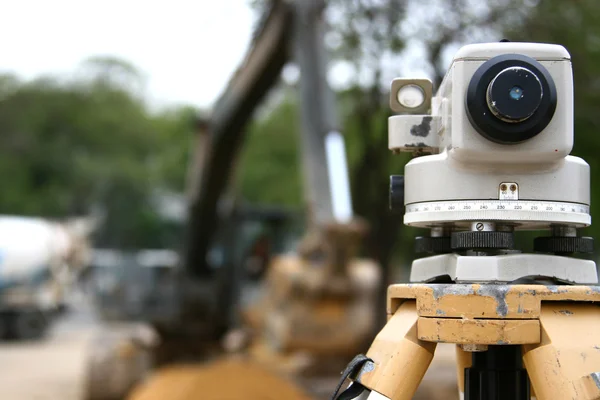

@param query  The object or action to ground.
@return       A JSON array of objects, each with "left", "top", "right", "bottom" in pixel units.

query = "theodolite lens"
[
  {"left": 466, "top": 54, "right": 557, "bottom": 144},
  {"left": 486, "top": 67, "right": 543, "bottom": 123}
]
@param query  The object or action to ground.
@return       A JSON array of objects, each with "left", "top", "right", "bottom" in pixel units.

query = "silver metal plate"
[{"left": 410, "top": 253, "right": 598, "bottom": 284}]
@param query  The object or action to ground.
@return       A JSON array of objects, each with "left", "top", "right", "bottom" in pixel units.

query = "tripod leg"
[
  {"left": 523, "top": 302, "right": 600, "bottom": 400},
  {"left": 357, "top": 300, "right": 437, "bottom": 400}
]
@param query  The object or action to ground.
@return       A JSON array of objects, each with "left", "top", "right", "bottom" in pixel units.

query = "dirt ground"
[
  {"left": 0, "top": 290, "right": 459, "bottom": 400},
  {"left": 0, "top": 319, "right": 459, "bottom": 400},
  {"left": 0, "top": 296, "right": 98, "bottom": 400}
]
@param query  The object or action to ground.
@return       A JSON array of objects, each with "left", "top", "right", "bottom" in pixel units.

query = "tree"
[
  {"left": 0, "top": 58, "right": 195, "bottom": 248},
  {"left": 238, "top": 93, "right": 303, "bottom": 208}
]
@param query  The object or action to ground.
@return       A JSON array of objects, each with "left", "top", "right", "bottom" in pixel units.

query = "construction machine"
[
  {"left": 124, "top": 1, "right": 383, "bottom": 399},
  {"left": 0, "top": 215, "right": 93, "bottom": 340},
  {"left": 83, "top": 4, "right": 299, "bottom": 398},
  {"left": 85, "top": 1, "right": 467, "bottom": 398},
  {"left": 84, "top": 200, "right": 301, "bottom": 400},
  {"left": 238, "top": 1, "right": 381, "bottom": 389}
]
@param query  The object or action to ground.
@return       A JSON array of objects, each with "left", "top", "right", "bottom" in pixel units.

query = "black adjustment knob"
[
  {"left": 533, "top": 236, "right": 594, "bottom": 254},
  {"left": 415, "top": 236, "right": 452, "bottom": 254},
  {"left": 451, "top": 231, "right": 515, "bottom": 250},
  {"left": 389, "top": 175, "right": 404, "bottom": 212}
]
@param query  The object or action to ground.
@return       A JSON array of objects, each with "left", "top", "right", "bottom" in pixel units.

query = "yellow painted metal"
[
  {"left": 351, "top": 283, "right": 600, "bottom": 400},
  {"left": 418, "top": 317, "right": 540, "bottom": 345},
  {"left": 575, "top": 373, "right": 600, "bottom": 400},
  {"left": 523, "top": 302, "right": 600, "bottom": 400},
  {"left": 387, "top": 283, "right": 600, "bottom": 319},
  {"left": 358, "top": 301, "right": 437, "bottom": 400}
]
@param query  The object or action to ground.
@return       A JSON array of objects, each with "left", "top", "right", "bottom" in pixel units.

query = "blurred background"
[{"left": 0, "top": 0, "right": 598, "bottom": 399}]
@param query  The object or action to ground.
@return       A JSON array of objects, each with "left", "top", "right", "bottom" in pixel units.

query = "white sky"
[{"left": 0, "top": 0, "right": 256, "bottom": 109}]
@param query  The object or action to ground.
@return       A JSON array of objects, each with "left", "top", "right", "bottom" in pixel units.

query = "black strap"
[
  {"left": 330, "top": 354, "right": 373, "bottom": 400},
  {"left": 337, "top": 383, "right": 367, "bottom": 400}
]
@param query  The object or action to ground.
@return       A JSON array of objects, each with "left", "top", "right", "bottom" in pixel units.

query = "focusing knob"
[
  {"left": 533, "top": 236, "right": 594, "bottom": 254},
  {"left": 415, "top": 236, "right": 452, "bottom": 254},
  {"left": 451, "top": 231, "right": 515, "bottom": 250},
  {"left": 389, "top": 175, "right": 405, "bottom": 212}
]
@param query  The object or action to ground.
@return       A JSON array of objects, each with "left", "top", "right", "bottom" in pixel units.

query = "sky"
[{"left": 0, "top": 0, "right": 256, "bottom": 109}]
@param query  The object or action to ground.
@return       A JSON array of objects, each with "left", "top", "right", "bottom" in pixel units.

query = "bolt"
[{"left": 471, "top": 221, "right": 495, "bottom": 232}]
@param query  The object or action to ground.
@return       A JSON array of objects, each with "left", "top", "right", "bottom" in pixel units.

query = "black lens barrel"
[
  {"left": 466, "top": 54, "right": 557, "bottom": 144},
  {"left": 486, "top": 66, "right": 543, "bottom": 123}
]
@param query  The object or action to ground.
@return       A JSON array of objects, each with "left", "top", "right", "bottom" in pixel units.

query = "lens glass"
[
  {"left": 396, "top": 84, "right": 425, "bottom": 109},
  {"left": 509, "top": 86, "right": 523, "bottom": 100},
  {"left": 486, "top": 67, "right": 543, "bottom": 123}
]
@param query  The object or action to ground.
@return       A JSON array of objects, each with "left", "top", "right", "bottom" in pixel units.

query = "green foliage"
[
  {"left": 151, "top": 105, "right": 196, "bottom": 193},
  {"left": 328, "top": 0, "right": 406, "bottom": 73},
  {"left": 238, "top": 95, "right": 303, "bottom": 207},
  {"left": 0, "top": 58, "right": 194, "bottom": 248}
]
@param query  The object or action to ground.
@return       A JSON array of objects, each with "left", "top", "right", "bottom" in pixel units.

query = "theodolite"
[{"left": 331, "top": 42, "right": 600, "bottom": 400}]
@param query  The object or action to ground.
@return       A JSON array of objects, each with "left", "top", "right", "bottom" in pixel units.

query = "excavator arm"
[
  {"left": 126, "top": 2, "right": 381, "bottom": 400},
  {"left": 183, "top": 0, "right": 294, "bottom": 278}
]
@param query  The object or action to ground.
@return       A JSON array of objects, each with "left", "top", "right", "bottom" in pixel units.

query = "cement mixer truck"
[{"left": 0, "top": 215, "right": 93, "bottom": 340}]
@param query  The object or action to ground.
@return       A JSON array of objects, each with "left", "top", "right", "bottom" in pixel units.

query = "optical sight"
[
  {"left": 466, "top": 54, "right": 557, "bottom": 144},
  {"left": 388, "top": 42, "right": 595, "bottom": 284}
]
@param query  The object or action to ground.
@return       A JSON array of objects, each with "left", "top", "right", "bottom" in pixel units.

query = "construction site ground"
[
  {"left": 0, "top": 290, "right": 459, "bottom": 400},
  {"left": 0, "top": 294, "right": 96, "bottom": 400}
]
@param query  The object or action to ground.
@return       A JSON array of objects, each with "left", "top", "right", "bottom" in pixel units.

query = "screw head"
[{"left": 476, "top": 223, "right": 485, "bottom": 231}]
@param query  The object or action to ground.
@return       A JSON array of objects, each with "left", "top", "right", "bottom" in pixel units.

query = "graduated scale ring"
[{"left": 404, "top": 200, "right": 591, "bottom": 229}]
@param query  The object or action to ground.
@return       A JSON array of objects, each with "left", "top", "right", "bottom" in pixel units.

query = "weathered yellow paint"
[
  {"left": 354, "top": 284, "right": 600, "bottom": 399},
  {"left": 417, "top": 317, "right": 540, "bottom": 345},
  {"left": 359, "top": 301, "right": 437, "bottom": 400},
  {"left": 523, "top": 302, "right": 600, "bottom": 400},
  {"left": 575, "top": 373, "right": 600, "bottom": 400},
  {"left": 387, "top": 283, "right": 600, "bottom": 319}
]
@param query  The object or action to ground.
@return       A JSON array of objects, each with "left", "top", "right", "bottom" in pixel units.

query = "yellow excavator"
[
  {"left": 87, "top": 1, "right": 458, "bottom": 399},
  {"left": 122, "top": 1, "right": 381, "bottom": 399}
]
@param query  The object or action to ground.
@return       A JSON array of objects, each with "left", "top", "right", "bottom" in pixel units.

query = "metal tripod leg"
[
  {"left": 522, "top": 302, "right": 600, "bottom": 400},
  {"left": 355, "top": 301, "right": 437, "bottom": 400}
]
